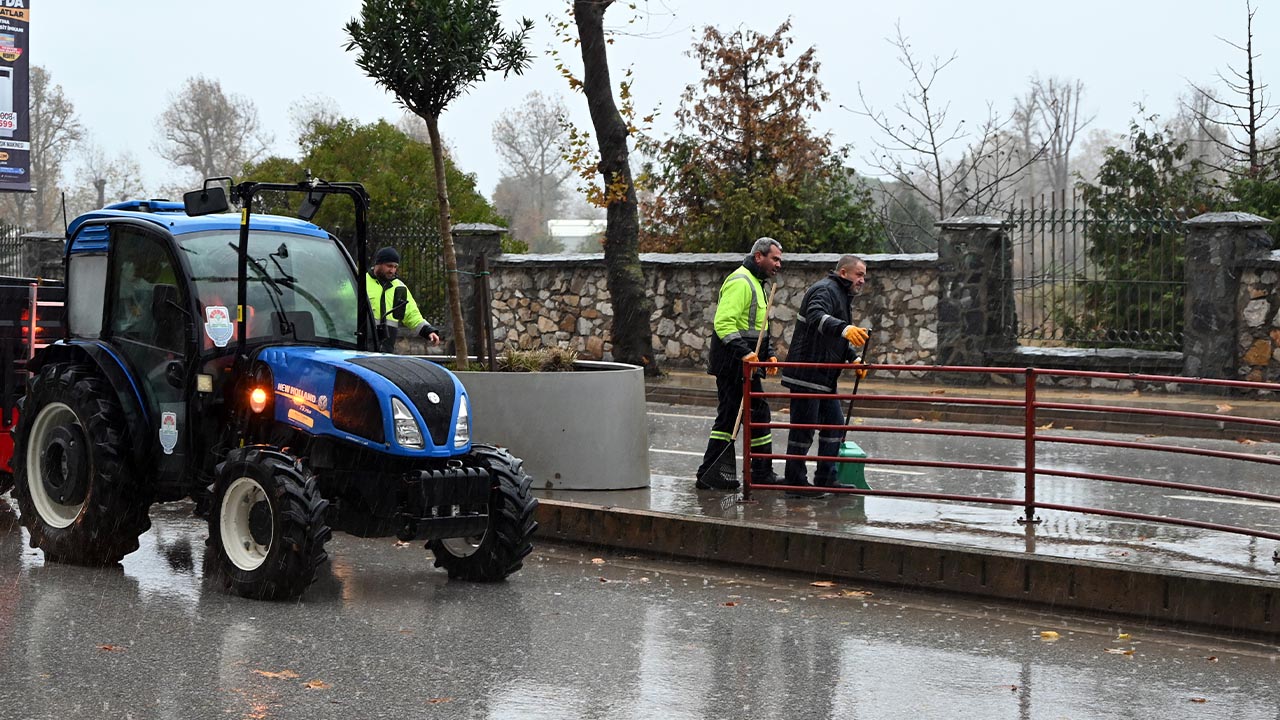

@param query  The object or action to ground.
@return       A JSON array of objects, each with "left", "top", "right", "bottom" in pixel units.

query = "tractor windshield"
[{"left": 177, "top": 229, "right": 360, "bottom": 350}]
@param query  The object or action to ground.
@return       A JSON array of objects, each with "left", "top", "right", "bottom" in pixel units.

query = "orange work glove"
[
  {"left": 766, "top": 356, "right": 779, "bottom": 376},
  {"left": 850, "top": 359, "right": 868, "bottom": 380},
  {"left": 842, "top": 325, "right": 868, "bottom": 347},
  {"left": 743, "top": 351, "right": 759, "bottom": 364}
]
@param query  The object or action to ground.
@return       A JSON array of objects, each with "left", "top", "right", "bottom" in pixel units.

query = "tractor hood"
[{"left": 254, "top": 346, "right": 470, "bottom": 457}]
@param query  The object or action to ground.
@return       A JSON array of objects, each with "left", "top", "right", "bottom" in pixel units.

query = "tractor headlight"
[
  {"left": 391, "top": 397, "right": 424, "bottom": 449},
  {"left": 453, "top": 396, "right": 470, "bottom": 449}
]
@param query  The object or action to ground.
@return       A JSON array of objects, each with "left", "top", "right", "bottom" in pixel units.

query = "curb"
[{"left": 536, "top": 499, "right": 1280, "bottom": 639}]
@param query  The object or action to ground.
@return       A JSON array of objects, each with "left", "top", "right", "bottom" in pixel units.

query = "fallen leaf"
[
  {"left": 253, "top": 669, "right": 300, "bottom": 680},
  {"left": 810, "top": 581, "right": 837, "bottom": 588},
  {"left": 1115, "top": 633, "right": 1131, "bottom": 641},
  {"left": 853, "top": 418, "right": 864, "bottom": 425},
  {"left": 1206, "top": 656, "right": 1218, "bottom": 662},
  {"left": 1037, "top": 422, "right": 1054, "bottom": 430},
  {"left": 638, "top": 577, "right": 651, "bottom": 583},
  {"left": 929, "top": 389, "right": 947, "bottom": 395},
  {"left": 1064, "top": 426, "right": 1074, "bottom": 430},
  {"left": 768, "top": 598, "right": 787, "bottom": 603},
  {"left": 721, "top": 601, "right": 738, "bottom": 607},
  {"left": 393, "top": 540, "right": 410, "bottom": 548},
  {"left": 591, "top": 558, "right": 606, "bottom": 565},
  {"left": 1039, "top": 631, "right": 1060, "bottom": 640},
  {"left": 303, "top": 680, "right": 330, "bottom": 690},
  {"left": 97, "top": 644, "right": 124, "bottom": 652},
  {"left": 427, "top": 698, "right": 453, "bottom": 705},
  {"left": 911, "top": 417, "right": 924, "bottom": 423},
  {"left": 1104, "top": 648, "right": 1135, "bottom": 655},
  {"left": 1216, "top": 403, "right": 1233, "bottom": 413},
  {"left": 840, "top": 589, "right": 873, "bottom": 598},
  {"left": 1189, "top": 697, "right": 1208, "bottom": 703},
  {"left": 1236, "top": 438, "right": 1258, "bottom": 445},
  {"left": 598, "top": 577, "right": 609, "bottom": 583}
]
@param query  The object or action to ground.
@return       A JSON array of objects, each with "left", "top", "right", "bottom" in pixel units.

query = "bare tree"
[
  {"left": 0, "top": 66, "right": 83, "bottom": 230},
  {"left": 1012, "top": 75, "right": 1094, "bottom": 195},
  {"left": 1184, "top": 0, "right": 1279, "bottom": 179},
  {"left": 851, "top": 24, "right": 1042, "bottom": 244},
  {"left": 65, "top": 141, "right": 144, "bottom": 218},
  {"left": 152, "top": 75, "right": 272, "bottom": 182},
  {"left": 491, "top": 91, "right": 573, "bottom": 249}
]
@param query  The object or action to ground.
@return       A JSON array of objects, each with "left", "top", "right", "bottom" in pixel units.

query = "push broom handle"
[{"left": 729, "top": 281, "right": 777, "bottom": 442}]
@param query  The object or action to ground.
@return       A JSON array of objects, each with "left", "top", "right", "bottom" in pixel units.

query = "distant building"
[{"left": 547, "top": 218, "right": 606, "bottom": 253}]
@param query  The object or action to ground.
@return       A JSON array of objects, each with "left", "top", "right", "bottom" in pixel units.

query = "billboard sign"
[{"left": 0, "top": 1, "right": 29, "bottom": 193}]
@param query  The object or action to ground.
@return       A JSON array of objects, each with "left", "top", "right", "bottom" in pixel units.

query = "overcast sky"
[{"left": 38, "top": 1, "right": 1276, "bottom": 202}]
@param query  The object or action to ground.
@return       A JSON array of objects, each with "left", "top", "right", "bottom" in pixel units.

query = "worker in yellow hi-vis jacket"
[
  {"left": 365, "top": 246, "right": 441, "bottom": 353},
  {"left": 695, "top": 237, "right": 783, "bottom": 491}
]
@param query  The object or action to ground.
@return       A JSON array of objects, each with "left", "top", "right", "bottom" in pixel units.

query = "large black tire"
[
  {"left": 12, "top": 363, "right": 151, "bottom": 565},
  {"left": 428, "top": 444, "right": 538, "bottom": 581},
  {"left": 210, "top": 448, "right": 331, "bottom": 600}
]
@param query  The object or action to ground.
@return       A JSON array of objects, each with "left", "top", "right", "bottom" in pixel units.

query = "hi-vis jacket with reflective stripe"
[
  {"left": 708, "top": 261, "right": 772, "bottom": 377},
  {"left": 365, "top": 272, "right": 431, "bottom": 334}
]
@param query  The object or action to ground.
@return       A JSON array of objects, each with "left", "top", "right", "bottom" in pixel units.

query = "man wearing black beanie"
[{"left": 366, "top": 246, "right": 441, "bottom": 352}]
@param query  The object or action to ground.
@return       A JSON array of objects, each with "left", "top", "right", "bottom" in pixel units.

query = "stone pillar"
[
  {"left": 935, "top": 216, "right": 1015, "bottom": 385},
  {"left": 21, "top": 231, "right": 65, "bottom": 281},
  {"left": 451, "top": 223, "right": 506, "bottom": 358},
  {"left": 1182, "top": 211, "right": 1274, "bottom": 379}
]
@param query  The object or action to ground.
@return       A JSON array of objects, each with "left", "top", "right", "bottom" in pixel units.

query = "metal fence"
[
  {"left": 1001, "top": 193, "right": 1189, "bottom": 351},
  {"left": 0, "top": 223, "right": 27, "bottom": 277},
  {"left": 369, "top": 221, "right": 447, "bottom": 327}
]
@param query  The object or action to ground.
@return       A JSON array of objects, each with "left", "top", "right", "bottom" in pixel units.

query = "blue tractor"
[{"left": 7, "top": 178, "right": 537, "bottom": 600}]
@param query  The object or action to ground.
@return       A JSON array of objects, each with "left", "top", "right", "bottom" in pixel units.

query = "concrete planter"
[{"left": 432, "top": 358, "right": 650, "bottom": 490}]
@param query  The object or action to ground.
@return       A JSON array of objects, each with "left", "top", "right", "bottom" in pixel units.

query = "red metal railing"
[{"left": 741, "top": 359, "right": 1280, "bottom": 560}]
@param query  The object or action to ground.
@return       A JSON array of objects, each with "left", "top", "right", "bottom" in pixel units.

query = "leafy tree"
[
  {"left": 643, "top": 21, "right": 881, "bottom": 253},
  {"left": 491, "top": 91, "right": 573, "bottom": 250},
  {"left": 346, "top": 0, "right": 533, "bottom": 368},
  {"left": 243, "top": 116, "right": 503, "bottom": 234},
  {"left": 549, "top": 0, "right": 659, "bottom": 373},
  {"left": 0, "top": 66, "right": 83, "bottom": 230},
  {"left": 152, "top": 75, "right": 271, "bottom": 182},
  {"left": 1071, "top": 116, "right": 1218, "bottom": 348}
]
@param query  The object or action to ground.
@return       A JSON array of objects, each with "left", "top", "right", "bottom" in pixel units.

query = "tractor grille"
[{"left": 347, "top": 356, "right": 457, "bottom": 447}]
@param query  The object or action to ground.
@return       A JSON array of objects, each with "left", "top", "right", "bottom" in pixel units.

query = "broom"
[{"left": 704, "top": 282, "right": 777, "bottom": 488}]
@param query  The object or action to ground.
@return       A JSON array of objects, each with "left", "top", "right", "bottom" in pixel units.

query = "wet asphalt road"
[{"left": 1, "top": 498, "right": 1278, "bottom": 720}]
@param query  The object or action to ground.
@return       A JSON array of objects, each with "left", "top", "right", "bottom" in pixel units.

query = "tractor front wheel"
[
  {"left": 210, "top": 448, "right": 331, "bottom": 600},
  {"left": 428, "top": 444, "right": 537, "bottom": 581},
  {"left": 12, "top": 363, "right": 150, "bottom": 565}
]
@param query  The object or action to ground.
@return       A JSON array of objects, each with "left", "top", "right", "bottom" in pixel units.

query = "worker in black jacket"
[{"left": 781, "top": 255, "right": 869, "bottom": 491}]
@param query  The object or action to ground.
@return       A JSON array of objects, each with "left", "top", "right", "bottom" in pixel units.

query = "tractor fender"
[{"left": 28, "top": 340, "right": 150, "bottom": 466}]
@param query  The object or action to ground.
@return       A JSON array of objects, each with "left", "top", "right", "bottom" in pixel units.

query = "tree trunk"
[
  {"left": 574, "top": 0, "right": 659, "bottom": 375},
  {"left": 425, "top": 113, "right": 469, "bottom": 371}
]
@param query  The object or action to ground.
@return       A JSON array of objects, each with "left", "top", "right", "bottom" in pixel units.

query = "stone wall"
[
  {"left": 1238, "top": 252, "right": 1280, "bottom": 383},
  {"left": 486, "top": 252, "right": 939, "bottom": 371}
]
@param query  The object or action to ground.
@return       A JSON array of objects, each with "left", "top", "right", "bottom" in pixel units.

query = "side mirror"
[
  {"left": 297, "top": 191, "right": 324, "bottom": 221},
  {"left": 165, "top": 361, "right": 185, "bottom": 389},
  {"left": 183, "top": 186, "right": 230, "bottom": 216}
]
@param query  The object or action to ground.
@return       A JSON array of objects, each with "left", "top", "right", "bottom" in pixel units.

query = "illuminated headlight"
[
  {"left": 453, "top": 396, "right": 470, "bottom": 449},
  {"left": 391, "top": 397, "right": 424, "bottom": 449}
]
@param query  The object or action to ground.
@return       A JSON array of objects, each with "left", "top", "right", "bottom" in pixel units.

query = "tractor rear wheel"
[
  {"left": 428, "top": 444, "right": 537, "bottom": 581},
  {"left": 210, "top": 448, "right": 331, "bottom": 600},
  {"left": 12, "top": 363, "right": 151, "bottom": 565}
]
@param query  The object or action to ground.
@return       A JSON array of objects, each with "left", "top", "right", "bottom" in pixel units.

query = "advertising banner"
[{"left": 0, "top": 1, "right": 30, "bottom": 193}]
